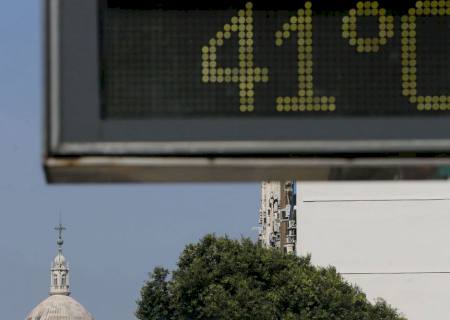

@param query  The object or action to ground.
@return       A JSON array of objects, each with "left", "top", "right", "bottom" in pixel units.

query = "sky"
[{"left": 2, "top": 1, "right": 450, "bottom": 320}]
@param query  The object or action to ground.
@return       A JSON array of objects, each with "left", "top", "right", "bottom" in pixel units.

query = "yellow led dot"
[
  {"left": 247, "top": 105, "right": 254, "bottom": 112},
  {"left": 276, "top": 104, "right": 284, "bottom": 112},
  {"left": 329, "top": 104, "right": 336, "bottom": 112}
]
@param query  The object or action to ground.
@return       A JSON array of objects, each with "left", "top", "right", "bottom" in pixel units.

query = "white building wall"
[{"left": 297, "top": 181, "right": 450, "bottom": 320}]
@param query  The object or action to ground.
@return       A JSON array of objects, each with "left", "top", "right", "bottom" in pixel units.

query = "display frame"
[{"left": 45, "top": 0, "right": 450, "bottom": 182}]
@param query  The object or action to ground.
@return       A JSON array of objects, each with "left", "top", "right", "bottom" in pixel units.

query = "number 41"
[{"left": 202, "top": 2, "right": 336, "bottom": 113}]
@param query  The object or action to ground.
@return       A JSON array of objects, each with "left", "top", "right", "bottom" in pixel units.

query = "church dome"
[
  {"left": 26, "top": 222, "right": 94, "bottom": 320},
  {"left": 26, "top": 295, "right": 94, "bottom": 320}
]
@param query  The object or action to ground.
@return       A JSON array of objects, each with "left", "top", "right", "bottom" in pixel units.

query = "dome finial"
[
  {"left": 50, "top": 217, "right": 70, "bottom": 296},
  {"left": 55, "top": 215, "right": 66, "bottom": 252}
]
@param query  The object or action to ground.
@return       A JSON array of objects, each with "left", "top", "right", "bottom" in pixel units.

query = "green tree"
[{"left": 137, "top": 235, "right": 406, "bottom": 320}]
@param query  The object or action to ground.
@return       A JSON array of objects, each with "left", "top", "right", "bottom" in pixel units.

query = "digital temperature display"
[{"left": 100, "top": 0, "right": 450, "bottom": 118}]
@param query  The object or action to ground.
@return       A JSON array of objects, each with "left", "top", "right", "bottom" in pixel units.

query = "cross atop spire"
[{"left": 54, "top": 218, "right": 66, "bottom": 252}]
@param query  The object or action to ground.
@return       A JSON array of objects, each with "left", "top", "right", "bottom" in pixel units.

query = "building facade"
[{"left": 258, "top": 181, "right": 297, "bottom": 253}]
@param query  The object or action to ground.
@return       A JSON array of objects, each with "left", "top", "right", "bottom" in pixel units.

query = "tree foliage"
[{"left": 137, "top": 235, "right": 406, "bottom": 320}]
